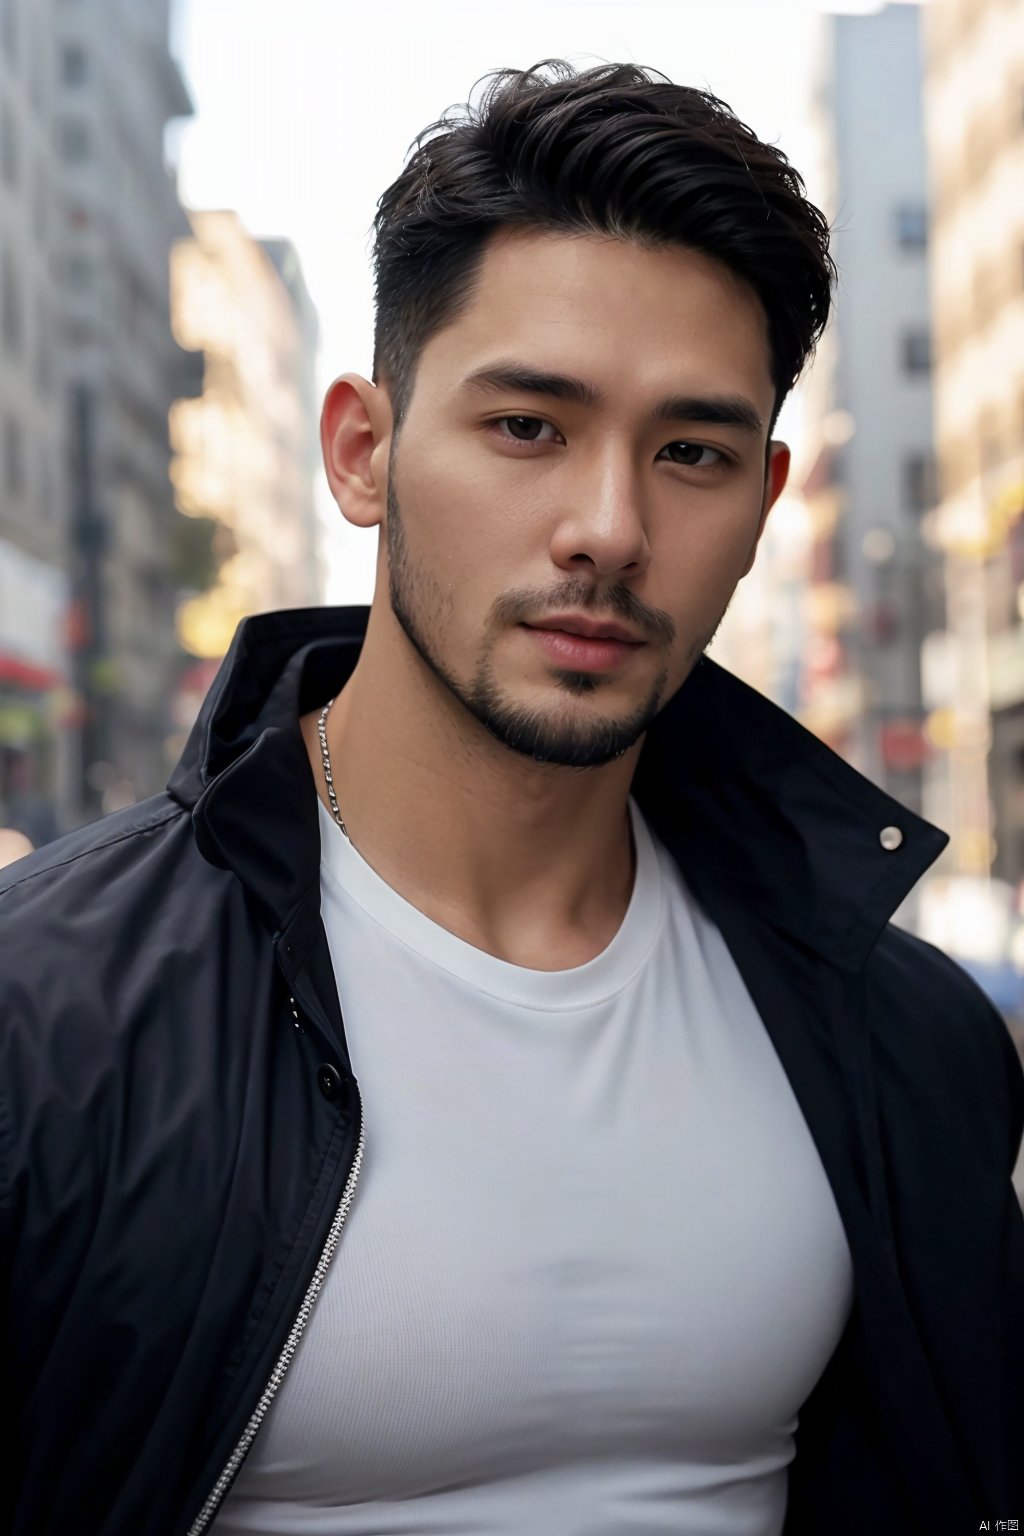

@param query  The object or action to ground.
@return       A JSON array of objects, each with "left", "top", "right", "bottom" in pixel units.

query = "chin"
[{"left": 464, "top": 668, "right": 668, "bottom": 770}]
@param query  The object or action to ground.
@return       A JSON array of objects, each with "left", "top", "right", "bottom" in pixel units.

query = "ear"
[
  {"left": 740, "top": 440, "right": 791, "bottom": 577},
  {"left": 320, "top": 373, "right": 393, "bottom": 530}
]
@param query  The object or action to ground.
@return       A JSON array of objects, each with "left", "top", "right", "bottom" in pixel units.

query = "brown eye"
[
  {"left": 496, "top": 416, "right": 551, "bottom": 442},
  {"left": 663, "top": 442, "right": 723, "bottom": 468}
]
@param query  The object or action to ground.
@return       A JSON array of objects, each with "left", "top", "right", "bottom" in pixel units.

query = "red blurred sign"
[
  {"left": 880, "top": 717, "right": 931, "bottom": 772},
  {"left": 64, "top": 597, "right": 91, "bottom": 652}
]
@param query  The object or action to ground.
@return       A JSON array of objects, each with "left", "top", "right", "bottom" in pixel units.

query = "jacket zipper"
[{"left": 186, "top": 1090, "right": 365, "bottom": 1535}]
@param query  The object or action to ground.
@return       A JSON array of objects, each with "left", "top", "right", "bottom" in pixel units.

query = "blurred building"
[
  {"left": 921, "top": 0, "right": 1024, "bottom": 889},
  {"left": 54, "top": 0, "right": 195, "bottom": 822},
  {"left": 261, "top": 237, "right": 324, "bottom": 609},
  {"left": 800, "top": 3, "right": 941, "bottom": 825},
  {"left": 169, "top": 211, "right": 322, "bottom": 683},
  {"left": 708, "top": 489, "right": 815, "bottom": 717},
  {"left": 0, "top": 0, "right": 72, "bottom": 844}
]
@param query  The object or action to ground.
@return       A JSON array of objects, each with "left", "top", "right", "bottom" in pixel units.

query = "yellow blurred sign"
[
  {"left": 923, "top": 708, "right": 991, "bottom": 752},
  {"left": 940, "top": 479, "right": 1024, "bottom": 560}
]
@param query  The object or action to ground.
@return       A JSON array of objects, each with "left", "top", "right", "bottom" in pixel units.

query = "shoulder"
[
  {"left": 865, "top": 922, "right": 1024, "bottom": 1173},
  {"left": 0, "top": 792, "right": 225, "bottom": 1059},
  {"left": 0, "top": 795, "right": 191, "bottom": 999},
  {"left": 866, "top": 920, "right": 1015, "bottom": 1062},
  {"left": 0, "top": 792, "right": 195, "bottom": 1039},
  {"left": 0, "top": 794, "right": 202, "bottom": 1014},
  {"left": 0, "top": 794, "right": 250, "bottom": 1243},
  {"left": 0, "top": 793, "right": 188, "bottom": 906}
]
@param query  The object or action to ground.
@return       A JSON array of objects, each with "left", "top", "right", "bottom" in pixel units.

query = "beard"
[{"left": 385, "top": 469, "right": 717, "bottom": 770}]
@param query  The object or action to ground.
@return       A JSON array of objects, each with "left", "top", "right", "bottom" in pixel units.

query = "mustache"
[{"left": 491, "top": 582, "right": 676, "bottom": 647}]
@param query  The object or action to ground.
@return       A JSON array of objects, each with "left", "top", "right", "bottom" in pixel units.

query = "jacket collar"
[{"left": 167, "top": 605, "right": 948, "bottom": 972}]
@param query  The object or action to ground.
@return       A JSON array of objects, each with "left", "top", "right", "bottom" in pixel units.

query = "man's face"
[{"left": 375, "top": 229, "right": 787, "bottom": 768}]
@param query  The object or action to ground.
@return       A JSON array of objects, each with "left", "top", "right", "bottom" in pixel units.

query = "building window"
[
  {"left": 1, "top": 0, "right": 18, "bottom": 68},
  {"left": 66, "top": 253, "right": 91, "bottom": 291},
  {"left": 60, "top": 119, "right": 89, "bottom": 163},
  {"left": 31, "top": 159, "right": 45, "bottom": 241},
  {"left": 972, "top": 259, "right": 1003, "bottom": 328},
  {"left": 120, "top": 270, "right": 143, "bottom": 336},
  {"left": 3, "top": 415, "right": 24, "bottom": 499},
  {"left": 28, "top": 8, "right": 42, "bottom": 110},
  {"left": 903, "top": 453, "right": 936, "bottom": 514},
  {"left": 1, "top": 248, "right": 22, "bottom": 355},
  {"left": 901, "top": 328, "right": 932, "bottom": 375},
  {"left": 964, "top": 113, "right": 993, "bottom": 184},
  {"left": 34, "top": 304, "right": 50, "bottom": 394},
  {"left": 939, "top": 436, "right": 980, "bottom": 499},
  {"left": 1, "top": 102, "right": 17, "bottom": 189},
  {"left": 979, "top": 420, "right": 1005, "bottom": 476},
  {"left": 60, "top": 43, "right": 86, "bottom": 85},
  {"left": 895, "top": 204, "right": 927, "bottom": 251},
  {"left": 1009, "top": 506, "right": 1024, "bottom": 587}
]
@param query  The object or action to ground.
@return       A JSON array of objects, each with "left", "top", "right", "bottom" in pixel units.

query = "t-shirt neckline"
[{"left": 318, "top": 794, "right": 664, "bottom": 1010}]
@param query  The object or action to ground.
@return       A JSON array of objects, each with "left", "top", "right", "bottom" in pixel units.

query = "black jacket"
[{"left": 2, "top": 605, "right": 1022, "bottom": 1536}]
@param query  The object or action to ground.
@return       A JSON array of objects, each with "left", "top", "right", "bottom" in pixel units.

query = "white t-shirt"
[{"left": 214, "top": 796, "right": 853, "bottom": 1536}]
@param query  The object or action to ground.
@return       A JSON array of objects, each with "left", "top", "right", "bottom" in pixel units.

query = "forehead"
[{"left": 419, "top": 227, "right": 776, "bottom": 414}]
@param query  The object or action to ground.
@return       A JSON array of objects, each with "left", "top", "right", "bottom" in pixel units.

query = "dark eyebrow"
[{"left": 460, "top": 360, "right": 764, "bottom": 435}]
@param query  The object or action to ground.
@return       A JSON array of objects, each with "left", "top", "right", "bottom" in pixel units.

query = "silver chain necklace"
[{"left": 316, "top": 696, "right": 348, "bottom": 838}]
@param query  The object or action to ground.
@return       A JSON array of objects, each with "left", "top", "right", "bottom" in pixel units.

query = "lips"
[
  {"left": 522, "top": 622, "right": 645, "bottom": 673},
  {"left": 525, "top": 615, "right": 644, "bottom": 645}
]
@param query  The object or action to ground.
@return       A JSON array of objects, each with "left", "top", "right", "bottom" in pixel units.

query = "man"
[{"left": 2, "top": 60, "right": 1021, "bottom": 1536}]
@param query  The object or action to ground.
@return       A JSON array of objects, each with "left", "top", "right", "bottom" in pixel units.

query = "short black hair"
[{"left": 370, "top": 59, "right": 835, "bottom": 439}]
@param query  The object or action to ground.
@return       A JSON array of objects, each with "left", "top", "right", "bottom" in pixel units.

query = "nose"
[{"left": 548, "top": 452, "right": 651, "bottom": 580}]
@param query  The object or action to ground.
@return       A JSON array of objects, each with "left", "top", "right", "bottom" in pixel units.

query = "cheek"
[
  {"left": 410, "top": 446, "right": 494, "bottom": 538},
  {"left": 431, "top": 487, "right": 530, "bottom": 574},
  {"left": 654, "top": 516, "right": 759, "bottom": 643},
  {"left": 668, "top": 511, "right": 758, "bottom": 588}
]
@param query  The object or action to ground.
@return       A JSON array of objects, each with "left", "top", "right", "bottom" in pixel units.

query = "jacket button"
[
  {"left": 317, "top": 1064, "right": 343, "bottom": 1100},
  {"left": 879, "top": 825, "right": 903, "bottom": 851}
]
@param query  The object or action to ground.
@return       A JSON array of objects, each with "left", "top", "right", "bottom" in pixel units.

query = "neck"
[{"left": 301, "top": 606, "right": 641, "bottom": 970}]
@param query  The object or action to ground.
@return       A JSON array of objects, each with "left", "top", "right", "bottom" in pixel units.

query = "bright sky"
[{"left": 169, "top": 0, "right": 912, "bottom": 605}]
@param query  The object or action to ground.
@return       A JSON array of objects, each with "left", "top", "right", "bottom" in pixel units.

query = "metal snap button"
[
  {"left": 879, "top": 826, "right": 903, "bottom": 851},
  {"left": 317, "top": 1063, "right": 343, "bottom": 1100}
]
